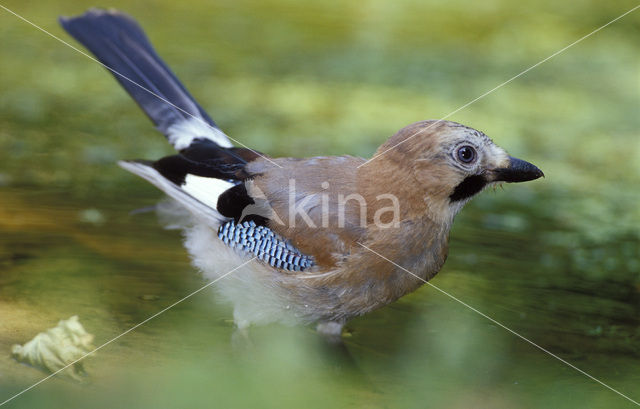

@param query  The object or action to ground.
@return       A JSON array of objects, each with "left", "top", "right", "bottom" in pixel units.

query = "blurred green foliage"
[{"left": 0, "top": 0, "right": 639, "bottom": 408}]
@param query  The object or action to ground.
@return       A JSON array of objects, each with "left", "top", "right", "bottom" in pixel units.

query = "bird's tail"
[{"left": 59, "top": 8, "right": 232, "bottom": 150}]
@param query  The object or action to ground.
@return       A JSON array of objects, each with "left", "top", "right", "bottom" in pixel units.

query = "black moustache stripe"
[{"left": 449, "top": 175, "right": 487, "bottom": 202}]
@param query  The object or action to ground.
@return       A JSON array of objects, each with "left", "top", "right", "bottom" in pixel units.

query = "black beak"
[{"left": 492, "top": 156, "right": 544, "bottom": 183}]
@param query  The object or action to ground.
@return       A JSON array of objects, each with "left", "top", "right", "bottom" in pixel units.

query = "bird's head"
[{"left": 371, "top": 120, "right": 543, "bottom": 225}]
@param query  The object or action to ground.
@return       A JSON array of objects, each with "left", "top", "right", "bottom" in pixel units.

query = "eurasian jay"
[{"left": 60, "top": 9, "right": 543, "bottom": 337}]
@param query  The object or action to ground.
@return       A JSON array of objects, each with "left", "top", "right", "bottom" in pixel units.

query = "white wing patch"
[
  {"left": 118, "top": 161, "right": 231, "bottom": 225},
  {"left": 166, "top": 117, "right": 234, "bottom": 150},
  {"left": 181, "top": 174, "right": 235, "bottom": 210}
]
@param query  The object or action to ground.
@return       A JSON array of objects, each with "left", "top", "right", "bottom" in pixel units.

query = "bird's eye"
[{"left": 456, "top": 146, "right": 476, "bottom": 164}]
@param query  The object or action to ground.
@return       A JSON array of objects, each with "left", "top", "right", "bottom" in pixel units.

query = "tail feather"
[
  {"left": 62, "top": 9, "right": 256, "bottom": 225},
  {"left": 59, "top": 8, "right": 232, "bottom": 150}
]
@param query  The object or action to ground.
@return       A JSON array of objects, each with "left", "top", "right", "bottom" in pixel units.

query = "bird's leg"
[
  {"left": 316, "top": 321, "right": 345, "bottom": 343},
  {"left": 231, "top": 321, "right": 253, "bottom": 350}
]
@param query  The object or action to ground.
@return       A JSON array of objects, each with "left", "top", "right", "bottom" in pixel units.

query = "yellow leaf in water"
[{"left": 11, "top": 315, "right": 95, "bottom": 380}]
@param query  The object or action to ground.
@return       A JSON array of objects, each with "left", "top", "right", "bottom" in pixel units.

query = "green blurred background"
[{"left": 0, "top": 0, "right": 638, "bottom": 408}]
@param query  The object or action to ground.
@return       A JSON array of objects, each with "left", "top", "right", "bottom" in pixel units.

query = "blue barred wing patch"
[{"left": 217, "top": 220, "right": 314, "bottom": 271}]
